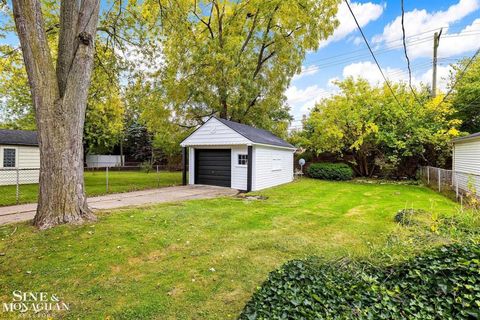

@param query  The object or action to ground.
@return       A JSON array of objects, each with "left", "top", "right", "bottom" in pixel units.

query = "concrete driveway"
[{"left": 0, "top": 185, "right": 238, "bottom": 226}]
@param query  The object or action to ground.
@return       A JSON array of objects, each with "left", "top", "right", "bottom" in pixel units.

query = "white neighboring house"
[
  {"left": 86, "top": 154, "right": 124, "bottom": 168},
  {"left": 0, "top": 129, "right": 40, "bottom": 186},
  {"left": 180, "top": 117, "right": 295, "bottom": 191},
  {"left": 452, "top": 132, "right": 480, "bottom": 196}
]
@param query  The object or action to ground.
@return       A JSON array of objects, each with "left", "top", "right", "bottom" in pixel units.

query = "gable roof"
[
  {"left": 0, "top": 129, "right": 38, "bottom": 146},
  {"left": 213, "top": 117, "right": 294, "bottom": 148},
  {"left": 452, "top": 132, "right": 480, "bottom": 143}
]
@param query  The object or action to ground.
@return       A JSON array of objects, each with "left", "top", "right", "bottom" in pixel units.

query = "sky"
[
  {"left": 1, "top": 0, "right": 479, "bottom": 127},
  {"left": 287, "top": 0, "right": 480, "bottom": 129}
]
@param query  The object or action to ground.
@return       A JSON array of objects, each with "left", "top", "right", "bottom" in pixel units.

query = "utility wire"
[
  {"left": 400, "top": 0, "right": 422, "bottom": 105},
  {"left": 437, "top": 47, "right": 480, "bottom": 106},
  {"left": 344, "top": 0, "right": 403, "bottom": 108}
]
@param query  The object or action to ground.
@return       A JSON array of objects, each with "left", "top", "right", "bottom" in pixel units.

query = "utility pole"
[{"left": 432, "top": 28, "right": 443, "bottom": 97}]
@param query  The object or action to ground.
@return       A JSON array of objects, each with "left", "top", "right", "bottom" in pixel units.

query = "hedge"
[
  {"left": 239, "top": 241, "right": 480, "bottom": 320},
  {"left": 307, "top": 162, "right": 353, "bottom": 180}
]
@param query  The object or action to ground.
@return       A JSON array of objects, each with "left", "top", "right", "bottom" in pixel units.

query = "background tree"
[
  {"left": 299, "top": 78, "right": 461, "bottom": 177},
  {"left": 448, "top": 55, "right": 480, "bottom": 134},
  {"left": 142, "top": 0, "right": 339, "bottom": 135},
  {"left": 1, "top": 1, "right": 127, "bottom": 154}
]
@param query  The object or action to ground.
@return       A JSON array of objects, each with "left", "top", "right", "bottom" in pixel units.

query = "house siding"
[
  {"left": 453, "top": 138, "right": 480, "bottom": 195},
  {"left": 181, "top": 118, "right": 250, "bottom": 147},
  {"left": 252, "top": 145, "right": 293, "bottom": 191},
  {"left": 0, "top": 145, "right": 40, "bottom": 185}
]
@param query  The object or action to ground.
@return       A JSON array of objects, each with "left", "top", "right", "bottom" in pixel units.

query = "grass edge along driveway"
[
  {"left": 0, "top": 170, "right": 182, "bottom": 206},
  {"left": 0, "top": 179, "right": 462, "bottom": 319}
]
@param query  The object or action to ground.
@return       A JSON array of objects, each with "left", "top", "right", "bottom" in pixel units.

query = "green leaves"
[
  {"left": 144, "top": 0, "right": 339, "bottom": 133},
  {"left": 299, "top": 78, "right": 462, "bottom": 177},
  {"left": 239, "top": 241, "right": 480, "bottom": 320},
  {"left": 307, "top": 162, "right": 353, "bottom": 180}
]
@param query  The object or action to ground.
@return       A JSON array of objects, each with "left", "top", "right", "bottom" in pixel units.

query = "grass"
[
  {"left": 0, "top": 179, "right": 466, "bottom": 319},
  {"left": 0, "top": 170, "right": 182, "bottom": 206}
]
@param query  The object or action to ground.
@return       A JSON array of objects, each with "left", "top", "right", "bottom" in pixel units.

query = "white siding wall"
[
  {"left": 188, "top": 147, "right": 195, "bottom": 185},
  {"left": 252, "top": 145, "right": 293, "bottom": 191},
  {"left": 86, "top": 155, "right": 124, "bottom": 168},
  {"left": 181, "top": 118, "right": 250, "bottom": 146},
  {"left": 187, "top": 145, "right": 249, "bottom": 190},
  {"left": 231, "top": 146, "right": 248, "bottom": 190},
  {"left": 453, "top": 139, "right": 480, "bottom": 195},
  {"left": 0, "top": 145, "right": 40, "bottom": 185}
]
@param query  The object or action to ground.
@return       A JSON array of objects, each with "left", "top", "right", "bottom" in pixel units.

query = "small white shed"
[
  {"left": 0, "top": 129, "right": 40, "bottom": 186},
  {"left": 180, "top": 117, "right": 295, "bottom": 191},
  {"left": 452, "top": 132, "right": 480, "bottom": 196}
]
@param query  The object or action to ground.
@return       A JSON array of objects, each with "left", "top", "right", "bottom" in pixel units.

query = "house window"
[
  {"left": 238, "top": 154, "right": 248, "bottom": 166},
  {"left": 272, "top": 157, "right": 282, "bottom": 171},
  {"left": 3, "top": 148, "right": 16, "bottom": 168}
]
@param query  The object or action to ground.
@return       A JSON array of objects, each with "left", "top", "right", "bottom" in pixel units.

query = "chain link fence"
[
  {"left": 0, "top": 165, "right": 182, "bottom": 207},
  {"left": 418, "top": 166, "right": 480, "bottom": 199}
]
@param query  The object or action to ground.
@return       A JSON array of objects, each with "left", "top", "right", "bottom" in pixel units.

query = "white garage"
[
  {"left": 180, "top": 117, "right": 295, "bottom": 191},
  {"left": 452, "top": 132, "right": 480, "bottom": 196}
]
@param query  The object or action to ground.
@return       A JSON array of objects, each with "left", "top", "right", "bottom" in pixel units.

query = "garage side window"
[
  {"left": 3, "top": 148, "right": 16, "bottom": 168},
  {"left": 238, "top": 154, "right": 248, "bottom": 166}
]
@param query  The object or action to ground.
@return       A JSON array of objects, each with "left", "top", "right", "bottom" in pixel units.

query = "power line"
[
  {"left": 344, "top": 0, "right": 403, "bottom": 107},
  {"left": 437, "top": 47, "right": 480, "bottom": 106},
  {"left": 400, "top": 0, "right": 422, "bottom": 105}
]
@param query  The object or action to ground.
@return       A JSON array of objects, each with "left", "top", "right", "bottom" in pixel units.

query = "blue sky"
[
  {"left": 287, "top": 0, "right": 480, "bottom": 128},
  {"left": 1, "top": 0, "right": 479, "bottom": 126}
]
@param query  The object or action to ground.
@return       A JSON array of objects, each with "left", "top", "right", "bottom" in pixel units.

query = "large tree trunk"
[{"left": 12, "top": 0, "right": 100, "bottom": 229}]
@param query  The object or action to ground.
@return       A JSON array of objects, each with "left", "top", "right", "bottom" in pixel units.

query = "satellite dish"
[{"left": 299, "top": 158, "right": 305, "bottom": 166}]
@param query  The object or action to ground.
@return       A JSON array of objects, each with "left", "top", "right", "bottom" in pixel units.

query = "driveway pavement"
[{"left": 0, "top": 185, "right": 238, "bottom": 226}]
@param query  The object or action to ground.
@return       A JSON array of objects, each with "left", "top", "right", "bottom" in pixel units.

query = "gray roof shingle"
[
  {"left": 0, "top": 129, "right": 38, "bottom": 146},
  {"left": 452, "top": 132, "right": 480, "bottom": 143},
  {"left": 214, "top": 117, "right": 295, "bottom": 149}
]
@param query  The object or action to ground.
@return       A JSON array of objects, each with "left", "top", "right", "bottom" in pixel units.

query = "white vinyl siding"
[
  {"left": 252, "top": 145, "right": 293, "bottom": 191},
  {"left": 453, "top": 138, "right": 480, "bottom": 195},
  {"left": 182, "top": 118, "right": 295, "bottom": 191},
  {"left": 181, "top": 117, "right": 250, "bottom": 147},
  {"left": 231, "top": 146, "right": 248, "bottom": 190},
  {"left": 0, "top": 145, "right": 40, "bottom": 185}
]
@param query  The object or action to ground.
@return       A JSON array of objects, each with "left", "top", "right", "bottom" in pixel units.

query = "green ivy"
[
  {"left": 239, "top": 241, "right": 480, "bottom": 320},
  {"left": 307, "top": 163, "right": 353, "bottom": 181}
]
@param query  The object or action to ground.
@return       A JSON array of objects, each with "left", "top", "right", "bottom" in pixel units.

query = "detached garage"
[{"left": 180, "top": 117, "right": 295, "bottom": 191}]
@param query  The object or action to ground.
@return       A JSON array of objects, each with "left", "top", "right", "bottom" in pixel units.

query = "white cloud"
[
  {"left": 292, "top": 65, "right": 320, "bottom": 81},
  {"left": 340, "top": 60, "right": 453, "bottom": 92},
  {"left": 373, "top": 0, "right": 480, "bottom": 59},
  {"left": 342, "top": 61, "right": 408, "bottom": 85},
  {"left": 286, "top": 85, "right": 333, "bottom": 119},
  {"left": 319, "top": 1, "right": 384, "bottom": 48}
]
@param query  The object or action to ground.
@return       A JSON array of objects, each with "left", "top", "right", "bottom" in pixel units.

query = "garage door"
[{"left": 195, "top": 149, "right": 231, "bottom": 187}]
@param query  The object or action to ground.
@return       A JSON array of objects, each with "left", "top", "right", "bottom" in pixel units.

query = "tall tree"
[
  {"left": 143, "top": 0, "right": 339, "bottom": 133},
  {"left": 12, "top": 0, "right": 100, "bottom": 229},
  {"left": 300, "top": 78, "right": 460, "bottom": 177},
  {"left": 448, "top": 55, "right": 480, "bottom": 134}
]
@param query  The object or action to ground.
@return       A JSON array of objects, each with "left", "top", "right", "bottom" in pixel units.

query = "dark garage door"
[{"left": 195, "top": 149, "right": 231, "bottom": 187}]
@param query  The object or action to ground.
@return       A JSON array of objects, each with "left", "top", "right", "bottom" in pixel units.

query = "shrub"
[
  {"left": 307, "top": 162, "right": 353, "bottom": 180},
  {"left": 394, "top": 209, "right": 427, "bottom": 226},
  {"left": 140, "top": 161, "right": 153, "bottom": 173},
  {"left": 239, "top": 241, "right": 480, "bottom": 320}
]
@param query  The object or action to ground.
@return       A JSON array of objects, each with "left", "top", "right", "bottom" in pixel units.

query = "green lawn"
[
  {"left": 0, "top": 170, "right": 182, "bottom": 206},
  {"left": 0, "top": 179, "right": 465, "bottom": 319}
]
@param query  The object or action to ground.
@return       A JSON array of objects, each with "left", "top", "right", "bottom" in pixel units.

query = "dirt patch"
[{"left": 345, "top": 206, "right": 368, "bottom": 217}]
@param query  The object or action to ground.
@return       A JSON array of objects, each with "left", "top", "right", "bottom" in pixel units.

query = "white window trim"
[
  {"left": 237, "top": 154, "right": 248, "bottom": 167},
  {"left": 1, "top": 146, "right": 18, "bottom": 169}
]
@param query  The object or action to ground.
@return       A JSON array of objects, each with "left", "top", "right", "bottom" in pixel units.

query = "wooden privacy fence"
[{"left": 418, "top": 166, "right": 480, "bottom": 198}]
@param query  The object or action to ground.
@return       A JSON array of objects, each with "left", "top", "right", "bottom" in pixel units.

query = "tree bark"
[{"left": 12, "top": 0, "right": 100, "bottom": 229}]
